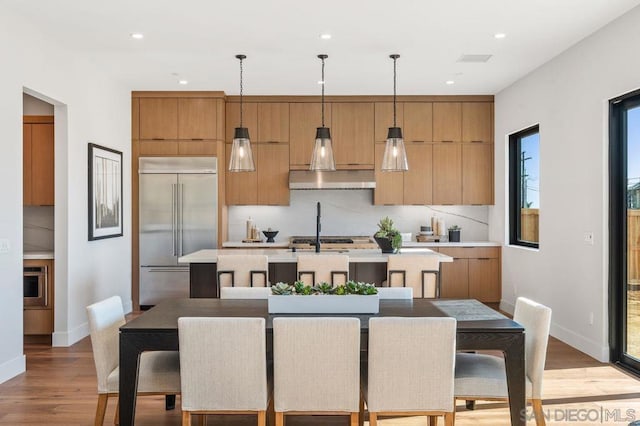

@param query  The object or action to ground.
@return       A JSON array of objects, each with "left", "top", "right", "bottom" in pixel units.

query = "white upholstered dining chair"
[
  {"left": 296, "top": 254, "right": 349, "bottom": 286},
  {"left": 86, "top": 296, "right": 181, "bottom": 426},
  {"left": 217, "top": 254, "right": 269, "bottom": 288},
  {"left": 454, "top": 297, "right": 552, "bottom": 426},
  {"left": 220, "top": 286, "right": 271, "bottom": 299},
  {"left": 178, "top": 317, "right": 269, "bottom": 426},
  {"left": 362, "top": 317, "right": 457, "bottom": 426},
  {"left": 273, "top": 317, "right": 361, "bottom": 425},
  {"left": 386, "top": 255, "right": 441, "bottom": 298}
]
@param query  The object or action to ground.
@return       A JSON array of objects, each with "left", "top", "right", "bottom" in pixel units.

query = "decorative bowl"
[{"left": 262, "top": 230, "right": 279, "bottom": 242}]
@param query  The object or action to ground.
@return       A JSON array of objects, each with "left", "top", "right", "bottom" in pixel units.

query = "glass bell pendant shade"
[
  {"left": 229, "top": 127, "right": 255, "bottom": 172},
  {"left": 381, "top": 127, "right": 408, "bottom": 171},
  {"left": 310, "top": 127, "right": 336, "bottom": 171}
]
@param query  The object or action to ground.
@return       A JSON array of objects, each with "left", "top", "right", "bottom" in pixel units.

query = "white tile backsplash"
[
  {"left": 23, "top": 206, "right": 54, "bottom": 251},
  {"left": 228, "top": 190, "right": 488, "bottom": 242}
]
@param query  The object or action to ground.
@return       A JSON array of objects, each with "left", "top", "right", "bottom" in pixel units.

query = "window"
[{"left": 509, "top": 125, "right": 540, "bottom": 248}]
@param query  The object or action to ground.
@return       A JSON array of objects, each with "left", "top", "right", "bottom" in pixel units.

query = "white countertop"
[
  {"left": 179, "top": 248, "right": 452, "bottom": 264},
  {"left": 24, "top": 251, "right": 55, "bottom": 260},
  {"left": 222, "top": 241, "right": 290, "bottom": 248},
  {"left": 402, "top": 241, "right": 501, "bottom": 248}
]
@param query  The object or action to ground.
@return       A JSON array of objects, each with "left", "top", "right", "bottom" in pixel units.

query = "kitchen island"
[{"left": 179, "top": 248, "right": 452, "bottom": 298}]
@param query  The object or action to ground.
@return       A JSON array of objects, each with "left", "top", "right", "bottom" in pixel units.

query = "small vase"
[
  {"left": 374, "top": 236, "right": 397, "bottom": 253},
  {"left": 448, "top": 229, "right": 461, "bottom": 242}
]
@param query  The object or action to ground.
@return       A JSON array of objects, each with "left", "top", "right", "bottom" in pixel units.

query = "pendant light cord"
[
  {"left": 239, "top": 56, "right": 244, "bottom": 127},
  {"left": 393, "top": 55, "right": 397, "bottom": 127},
  {"left": 321, "top": 56, "right": 325, "bottom": 127}
]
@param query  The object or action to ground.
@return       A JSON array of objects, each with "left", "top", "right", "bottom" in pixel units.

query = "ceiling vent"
[{"left": 457, "top": 54, "right": 493, "bottom": 63}]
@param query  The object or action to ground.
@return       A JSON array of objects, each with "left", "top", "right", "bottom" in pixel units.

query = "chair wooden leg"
[
  {"left": 196, "top": 414, "right": 206, "bottom": 426},
  {"left": 350, "top": 412, "right": 358, "bottom": 426},
  {"left": 275, "top": 411, "right": 284, "bottom": 426},
  {"left": 166, "top": 394, "right": 176, "bottom": 410},
  {"left": 182, "top": 411, "right": 191, "bottom": 426},
  {"left": 369, "top": 412, "right": 378, "bottom": 426},
  {"left": 114, "top": 397, "right": 119, "bottom": 425},
  {"left": 359, "top": 393, "right": 365, "bottom": 426},
  {"left": 465, "top": 400, "right": 476, "bottom": 410},
  {"left": 532, "top": 399, "right": 546, "bottom": 426},
  {"left": 444, "top": 412, "right": 454, "bottom": 426},
  {"left": 258, "top": 410, "right": 267, "bottom": 426},
  {"left": 95, "top": 394, "right": 108, "bottom": 426},
  {"left": 428, "top": 415, "right": 437, "bottom": 426}
]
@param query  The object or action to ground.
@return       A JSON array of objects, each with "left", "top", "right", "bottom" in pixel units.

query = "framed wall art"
[{"left": 88, "top": 143, "right": 123, "bottom": 240}]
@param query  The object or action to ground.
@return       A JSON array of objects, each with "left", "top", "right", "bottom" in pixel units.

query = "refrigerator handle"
[
  {"left": 179, "top": 183, "right": 184, "bottom": 256},
  {"left": 172, "top": 184, "right": 177, "bottom": 256}
]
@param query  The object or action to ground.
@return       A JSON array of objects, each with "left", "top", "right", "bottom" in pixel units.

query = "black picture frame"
[{"left": 88, "top": 143, "right": 123, "bottom": 241}]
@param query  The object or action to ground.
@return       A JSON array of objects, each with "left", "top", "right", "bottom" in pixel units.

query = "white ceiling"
[{"left": 5, "top": 0, "right": 640, "bottom": 95}]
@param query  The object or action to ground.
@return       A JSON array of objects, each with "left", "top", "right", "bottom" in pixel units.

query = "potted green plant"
[
  {"left": 374, "top": 216, "right": 402, "bottom": 253},
  {"left": 448, "top": 225, "right": 461, "bottom": 242}
]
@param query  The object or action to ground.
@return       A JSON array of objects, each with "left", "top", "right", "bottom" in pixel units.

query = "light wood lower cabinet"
[
  {"left": 438, "top": 247, "right": 501, "bottom": 302},
  {"left": 24, "top": 259, "right": 54, "bottom": 335}
]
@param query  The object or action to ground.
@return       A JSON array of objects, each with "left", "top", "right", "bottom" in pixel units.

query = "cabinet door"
[
  {"left": 403, "top": 102, "right": 433, "bottom": 142},
  {"left": 462, "top": 102, "right": 493, "bottom": 143},
  {"left": 289, "top": 103, "right": 331, "bottom": 169},
  {"left": 468, "top": 258, "right": 501, "bottom": 302},
  {"left": 23, "top": 124, "right": 33, "bottom": 205},
  {"left": 132, "top": 98, "right": 139, "bottom": 139},
  {"left": 257, "top": 103, "right": 289, "bottom": 142},
  {"left": 432, "top": 143, "right": 461, "bottom": 204},
  {"left": 440, "top": 258, "right": 469, "bottom": 298},
  {"left": 257, "top": 143, "right": 290, "bottom": 205},
  {"left": 225, "top": 147, "right": 257, "bottom": 205},
  {"left": 433, "top": 102, "right": 462, "bottom": 142},
  {"left": 139, "top": 98, "right": 178, "bottom": 140},
  {"left": 31, "top": 123, "right": 55, "bottom": 206},
  {"left": 332, "top": 103, "right": 374, "bottom": 168},
  {"left": 374, "top": 102, "right": 403, "bottom": 143},
  {"left": 403, "top": 142, "right": 432, "bottom": 205},
  {"left": 462, "top": 143, "right": 493, "bottom": 205},
  {"left": 374, "top": 143, "right": 403, "bottom": 205},
  {"left": 225, "top": 102, "right": 258, "bottom": 142},
  {"left": 178, "top": 98, "right": 217, "bottom": 140}
]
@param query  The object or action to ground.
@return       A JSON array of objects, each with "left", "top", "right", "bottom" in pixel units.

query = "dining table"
[{"left": 119, "top": 298, "right": 525, "bottom": 426}]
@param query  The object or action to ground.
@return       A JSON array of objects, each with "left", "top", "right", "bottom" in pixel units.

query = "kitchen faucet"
[{"left": 316, "top": 202, "right": 321, "bottom": 253}]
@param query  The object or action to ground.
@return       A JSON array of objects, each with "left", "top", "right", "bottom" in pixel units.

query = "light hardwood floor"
[{"left": 2, "top": 320, "right": 640, "bottom": 425}]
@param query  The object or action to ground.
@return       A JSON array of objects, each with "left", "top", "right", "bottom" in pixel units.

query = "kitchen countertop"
[
  {"left": 24, "top": 251, "right": 55, "bottom": 260},
  {"left": 402, "top": 241, "right": 501, "bottom": 248},
  {"left": 179, "top": 248, "right": 452, "bottom": 264},
  {"left": 222, "top": 241, "right": 290, "bottom": 248}
]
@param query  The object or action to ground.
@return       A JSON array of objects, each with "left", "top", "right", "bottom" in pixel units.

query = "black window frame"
[{"left": 509, "top": 124, "right": 540, "bottom": 249}]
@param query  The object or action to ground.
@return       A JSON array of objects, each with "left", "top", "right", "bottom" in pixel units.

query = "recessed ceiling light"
[
  {"left": 320, "top": 34, "right": 332, "bottom": 40},
  {"left": 130, "top": 33, "right": 144, "bottom": 40},
  {"left": 178, "top": 80, "right": 188, "bottom": 85},
  {"left": 494, "top": 33, "right": 506, "bottom": 39},
  {"left": 445, "top": 80, "right": 455, "bottom": 85}
]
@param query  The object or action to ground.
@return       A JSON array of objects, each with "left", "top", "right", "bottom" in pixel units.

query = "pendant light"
[
  {"left": 381, "top": 54, "right": 409, "bottom": 171},
  {"left": 229, "top": 54, "right": 255, "bottom": 172},
  {"left": 310, "top": 54, "right": 336, "bottom": 171}
]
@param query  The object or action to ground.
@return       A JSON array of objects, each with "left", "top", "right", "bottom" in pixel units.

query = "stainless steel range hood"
[{"left": 289, "top": 170, "right": 376, "bottom": 190}]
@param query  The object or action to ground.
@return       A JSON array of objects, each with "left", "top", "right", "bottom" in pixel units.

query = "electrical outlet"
[
  {"left": 0, "top": 238, "right": 9, "bottom": 253},
  {"left": 584, "top": 232, "right": 594, "bottom": 245}
]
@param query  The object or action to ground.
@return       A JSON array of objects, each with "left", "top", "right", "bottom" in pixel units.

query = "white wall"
[
  {"left": 491, "top": 5, "right": 640, "bottom": 361},
  {"left": 229, "top": 191, "right": 489, "bottom": 242},
  {"left": 0, "top": 11, "right": 131, "bottom": 382}
]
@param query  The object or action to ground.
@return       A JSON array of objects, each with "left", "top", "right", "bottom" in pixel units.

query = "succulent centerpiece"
[{"left": 269, "top": 280, "right": 379, "bottom": 314}]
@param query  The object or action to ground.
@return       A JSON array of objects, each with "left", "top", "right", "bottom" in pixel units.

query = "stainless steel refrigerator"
[{"left": 139, "top": 157, "right": 217, "bottom": 306}]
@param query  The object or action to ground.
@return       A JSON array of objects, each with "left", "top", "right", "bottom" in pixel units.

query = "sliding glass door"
[{"left": 610, "top": 90, "right": 640, "bottom": 373}]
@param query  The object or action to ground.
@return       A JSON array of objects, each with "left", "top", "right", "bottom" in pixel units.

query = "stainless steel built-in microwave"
[{"left": 23, "top": 265, "right": 47, "bottom": 308}]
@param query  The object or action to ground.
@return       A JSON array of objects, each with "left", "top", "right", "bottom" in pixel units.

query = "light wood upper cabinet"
[
  {"left": 374, "top": 143, "right": 404, "bottom": 205},
  {"left": 374, "top": 102, "right": 404, "bottom": 143},
  {"left": 289, "top": 103, "right": 331, "bottom": 169},
  {"left": 225, "top": 147, "right": 258, "bottom": 205},
  {"left": 23, "top": 122, "right": 55, "bottom": 206},
  {"left": 139, "top": 98, "right": 178, "bottom": 140},
  {"left": 257, "top": 143, "right": 290, "bottom": 205},
  {"left": 462, "top": 102, "right": 493, "bottom": 143},
  {"left": 132, "top": 98, "right": 139, "bottom": 140},
  {"left": 403, "top": 102, "right": 433, "bottom": 142},
  {"left": 403, "top": 142, "right": 432, "bottom": 205},
  {"left": 257, "top": 103, "right": 289, "bottom": 142},
  {"left": 331, "top": 102, "right": 374, "bottom": 168},
  {"left": 469, "top": 258, "right": 501, "bottom": 302},
  {"left": 433, "top": 102, "right": 462, "bottom": 142},
  {"left": 178, "top": 98, "right": 217, "bottom": 140},
  {"left": 225, "top": 102, "right": 258, "bottom": 142},
  {"left": 462, "top": 143, "right": 494, "bottom": 205},
  {"left": 432, "top": 143, "right": 461, "bottom": 205}
]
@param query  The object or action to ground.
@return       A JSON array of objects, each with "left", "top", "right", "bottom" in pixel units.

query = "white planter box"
[{"left": 268, "top": 294, "right": 380, "bottom": 314}]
